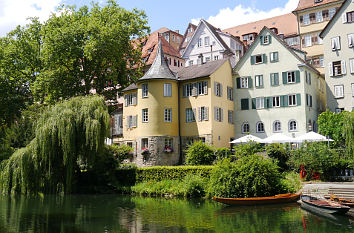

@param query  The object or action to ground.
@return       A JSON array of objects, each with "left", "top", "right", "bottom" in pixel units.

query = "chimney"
[
  {"left": 198, "top": 53, "right": 204, "bottom": 65},
  {"left": 279, "top": 33, "right": 284, "bottom": 40},
  {"left": 175, "top": 30, "right": 179, "bottom": 34}
]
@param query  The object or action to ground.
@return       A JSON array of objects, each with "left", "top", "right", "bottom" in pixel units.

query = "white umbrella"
[
  {"left": 261, "top": 133, "right": 294, "bottom": 143},
  {"left": 293, "top": 131, "right": 334, "bottom": 143},
  {"left": 230, "top": 135, "right": 263, "bottom": 144}
]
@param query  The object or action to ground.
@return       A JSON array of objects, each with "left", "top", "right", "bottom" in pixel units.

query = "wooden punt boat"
[
  {"left": 324, "top": 195, "right": 354, "bottom": 208},
  {"left": 299, "top": 195, "right": 350, "bottom": 215},
  {"left": 212, "top": 193, "right": 300, "bottom": 205}
]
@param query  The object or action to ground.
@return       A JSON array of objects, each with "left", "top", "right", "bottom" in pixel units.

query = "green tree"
[
  {"left": 317, "top": 110, "right": 345, "bottom": 147},
  {"left": 266, "top": 143, "right": 290, "bottom": 171},
  {"left": 34, "top": 1, "right": 149, "bottom": 103},
  {"left": 185, "top": 141, "right": 215, "bottom": 165},
  {"left": 233, "top": 141, "right": 263, "bottom": 159},
  {"left": 0, "top": 95, "right": 110, "bottom": 195}
]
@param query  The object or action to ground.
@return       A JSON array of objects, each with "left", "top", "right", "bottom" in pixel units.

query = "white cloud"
[
  {"left": 0, "top": 0, "right": 63, "bottom": 37},
  {"left": 191, "top": 0, "right": 299, "bottom": 30}
]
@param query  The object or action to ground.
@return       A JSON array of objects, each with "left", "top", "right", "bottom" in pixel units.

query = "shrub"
[
  {"left": 207, "top": 155, "right": 283, "bottom": 198},
  {"left": 280, "top": 172, "right": 302, "bottom": 193},
  {"left": 215, "top": 147, "right": 231, "bottom": 161},
  {"left": 233, "top": 142, "right": 263, "bottom": 159},
  {"left": 185, "top": 141, "right": 215, "bottom": 165},
  {"left": 266, "top": 143, "right": 290, "bottom": 171},
  {"left": 107, "top": 144, "right": 133, "bottom": 163}
]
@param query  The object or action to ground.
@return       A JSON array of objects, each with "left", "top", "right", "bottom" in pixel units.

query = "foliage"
[
  {"left": 0, "top": 95, "right": 110, "bottom": 195},
  {"left": 34, "top": 0, "right": 149, "bottom": 103},
  {"left": 280, "top": 172, "right": 302, "bottom": 193},
  {"left": 107, "top": 144, "right": 133, "bottom": 163},
  {"left": 318, "top": 110, "right": 345, "bottom": 148},
  {"left": 135, "top": 165, "right": 213, "bottom": 182},
  {"left": 131, "top": 175, "right": 207, "bottom": 198},
  {"left": 342, "top": 111, "right": 354, "bottom": 158},
  {"left": 233, "top": 142, "right": 263, "bottom": 159},
  {"left": 207, "top": 156, "right": 283, "bottom": 198},
  {"left": 214, "top": 147, "right": 231, "bottom": 161},
  {"left": 185, "top": 141, "right": 215, "bottom": 165},
  {"left": 288, "top": 142, "right": 352, "bottom": 181},
  {"left": 266, "top": 143, "right": 290, "bottom": 171}
]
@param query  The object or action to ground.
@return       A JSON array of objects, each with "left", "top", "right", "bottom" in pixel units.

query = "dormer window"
[{"left": 314, "top": 0, "right": 323, "bottom": 3}]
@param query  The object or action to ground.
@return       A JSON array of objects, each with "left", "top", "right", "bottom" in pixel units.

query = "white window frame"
[
  {"left": 164, "top": 138, "right": 173, "bottom": 148},
  {"left": 164, "top": 108, "right": 172, "bottom": 122},
  {"left": 270, "top": 52, "right": 278, "bottom": 62},
  {"left": 142, "top": 108, "right": 148, "bottom": 123},
  {"left": 228, "top": 110, "right": 234, "bottom": 124},
  {"left": 348, "top": 34, "right": 354, "bottom": 48},
  {"left": 198, "top": 38, "right": 202, "bottom": 47},
  {"left": 316, "top": 11, "right": 323, "bottom": 22},
  {"left": 303, "top": 14, "right": 310, "bottom": 25},
  {"left": 240, "top": 77, "right": 248, "bottom": 88},
  {"left": 204, "top": 36, "right": 210, "bottom": 46},
  {"left": 186, "top": 108, "right": 195, "bottom": 122},
  {"left": 331, "top": 36, "right": 341, "bottom": 51},
  {"left": 142, "top": 84, "right": 148, "bottom": 98},
  {"left": 242, "top": 122, "right": 250, "bottom": 134},
  {"left": 334, "top": 85, "right": 344, "bottom": 98},
  {"left": 273, "top": 121, "right": 282, "bottom": 132},
  {"left": 288, "top": 94, "right": 297, "bottom": 106},
  {"left": 255, "top": 75, "right": 263, "bottom": 88},
  {"left": 164, "top": 83, "right": 172, "bottom": 97},
  {"left": 350, "top": 58, "right": 354, "bottom": 74},
  {"left": 256, "top": 97, "right": 265, "bottom": 109},
  {"left": 287, "top": 71, "right": 296, "bottom": 83},
  {"left": 288, "top": 120, "right": 298, "bottom": 132},
  {"left": 256, "top": 122, "right": 264, "bottom": 133},
  {"left": 273, "top": 96, "right": 280, "bottom": 107},
  {"left": 304, "top": 35, "right": 312, "bottom": 47}
]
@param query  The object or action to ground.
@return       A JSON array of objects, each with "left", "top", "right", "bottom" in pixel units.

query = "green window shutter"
[
  {"left": 275, "top": 73, "right": 279, "bottom": 85},
  {"left": 265, "top": 97, "right": 270, "bottom": 109},
  {"left": 306, "top": 94, "right": 309, "bottom": 106},
  {"left": 296, "top": 94, "right": 301, "bottom": 106},
  {"left": 270, "top": 74, "right": 274, "bottom": 86},
  {"left": 282, "top": 72, "right": 287, "bottom": 84},
  {"left": 295, "top": 71, "right": 300, "bottom": 83},
  {"left": 262, "top": 54, "right": 267, "bottom": 63},
  {"left": 252, "top": 98, "right": 256, "bottom": 109},
  {"left": 236, "top": 78, "right": 241, "bottom": 89},
  {"left": 251, "top": 56, "right": 255, "bottom": 65},
  {"left": 268, "top": 97, "right": 273, "bottom": 108},
  {"left": 260, "top": 36, "right": 264, "bottom": 45},
  {"left": 248, "top": 76, "right": 253, "bottom": 88},
  {"left": 310, "top": 96, "right": 313, "bottom": 107},
  {"left": 268, "top": 35, "right": 272, "bottom": 44},
  {"left": 280, "top": 95, "right": 288, "bottom": 107},
  {"left": 241, "top": 99, "right": 249, "bottom": 110}
]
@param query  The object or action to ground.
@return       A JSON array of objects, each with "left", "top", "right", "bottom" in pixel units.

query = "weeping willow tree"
[
  {"left": 343, "top": 111, "right": 354, "bottom": 159},
  {"left": 0, "top": 95, "right": 110, "bottom": 195}
]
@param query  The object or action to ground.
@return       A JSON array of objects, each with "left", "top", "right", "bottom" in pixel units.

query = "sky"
[{"left": 0, "top": 0, "right": 299, "bottom": 37}]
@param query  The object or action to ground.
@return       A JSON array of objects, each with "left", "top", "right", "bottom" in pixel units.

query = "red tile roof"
[
  {"left": 222, "top": 13, "right": 298, "bottom": 38},
  {"left": 293, "top": 0, "right": 343, "bottom": 12}
]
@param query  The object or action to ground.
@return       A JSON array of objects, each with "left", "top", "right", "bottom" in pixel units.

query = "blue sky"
[{"left": 0, "top": 0, "right": 298, "bottom": 36}]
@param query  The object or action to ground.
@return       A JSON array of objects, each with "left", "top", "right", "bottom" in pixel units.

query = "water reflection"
[{"left": 0, "top": 195, "right": 352, "bottom": 233}]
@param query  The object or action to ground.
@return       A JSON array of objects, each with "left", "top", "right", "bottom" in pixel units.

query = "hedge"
[{"left": 115, "top": 165, "right": 214, "bottom": 184}]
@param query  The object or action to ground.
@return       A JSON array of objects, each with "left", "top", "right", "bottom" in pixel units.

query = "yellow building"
[
  {"left": 117, "top": 39, "right": 234, "bottom": 167},
  {"left": 293, "top": 0, "right": 344, "bottom": 74}
]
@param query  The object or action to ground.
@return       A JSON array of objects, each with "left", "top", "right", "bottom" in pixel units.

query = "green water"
[{"left": 0, "top": 195, "right": 352, "bottom": 233}]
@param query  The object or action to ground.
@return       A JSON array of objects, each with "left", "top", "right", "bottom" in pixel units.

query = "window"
[
  {"left": 350, "top": 58, "right": 354, "bottom": 74},
  {"left": 306, "top": 71, "right": 311, "bottom": 85},
  {"left": 228, "top": 110, "right": 234, "bottom": 124},
  {"left": 316, "top": 11, "right": 323, "bottom": 22},
  {"left": 127, "top": 115, "right": 137, "bottom": 128},
  {"left": 242, "top": 122, "right": 250, "bottom": 134},
  {"left": 312, "top": 56, "right": 324, "bottom": 68},
  {"left": 142, "top": 138, "right": 148, "bottom": 149},
  {"left": 262, "top": 35, "right": 271, "bottom": 45},
  {"left": 273, "top": 121, "right": 282, "bottom": 132},
  {"left": 172, "top": 34, "right": 175, "bottom": 41},
  {"left": 204, "top": 37, "right": 210, "bottom": 46},
  {"left": 314, "top": 0, "right": 323, "bottom": 3},
  {"left": 198, "top": 38, "right": 202, "bottom": 47},
  {"left": 189, "top": 60, "right": 194, "bottom": 66},
  {"left": 306, "top": 94, "right": 313, "bottom": 107},
  {"left": 256, "top": 97, "right": 265, "bottom": 109},
  {"left": 227, "top": 86, "right": 233, "bottom": 101},
  {"left": 334, "top": 85, "right": 344, "bottom": 98},
  {"left": 205, "top": 57, "right": 210, "bottom": 62},
  {"left": 214, "top": 55, "right": 219, "bottom": 60},
  {"left": 288, "top": 94, "right": 297, "bottom": 106},
  {"left": 255, "top": 54, "right": 263, "bottom": 64},
  {"left": 309, "top": 13, "right": 316, "bottom": 23},
  {"left": 142, "top": 84, "right": 148, "bottom": 98},
  {"left": 329, "top": 61, "right": 346, "bottom": 76},
  {"left": 329, "top": 8, "right": 336, "bottom": 19},
  {"left": 240, "top": 77, "right": 249, "bottom": 88},
  {"left": 215, "top": 82, "right": 222, "bottom": 97},
  {"left": 352, "top": 83, "right": 354, "bottom": 97},
  {"left": 322, "top": 9, "right": 329, "bottom": 21},
  {"left": 331, "top": 36, "right": 341, "bottom": 50},
  {"left": 346, "top": 11, "right": 354, "bottom": 23},
  {"left": 317, "top": 33, "right": 323, "bottom": 44},
  {"left": 164, "top": 108, "right": 172, "bottom": 122},
  {"left": 241, "top": 98, "right": 249, "bottom": 110},
  {"left": 164, "top": 83, "right": 172, "bottom": 97},
  {"left": 256, "top": 122, "right": 264, "bottom": 133},
  {"left": 270, "top": 73, "right": 279, "bottom": 86},
  {"left": 186, "top": 108, "right": 196, "bottom": 122},
  {"left": 303, "top": 14, "right": 310, "bottom": 25},
  {"left": 272, "top": 96, "right": 280, "bottom": 107},
  {"left": 255, "top": 75, "right": 264, "bottom": 88},
  {"left": 287, "top": 71, "right": 296, "bottom": 83},
  {"left": 270, "top": 52, "right": 278, "bottom": 62},
  {"left": 214, "top": 107, "right": 223, "bottom": 122},
  {"left": 348, "top": 34, "right": 354, "bottom": 48},
  {"left": 304, "top": 35, "right": 312, "bottom": 47},
  {"left": 164, "top": 138, "right": 173, "bottom": 149},
  {"left": 125, "top": 93, "right": 137, "bottom": 106},
  {"left": 289, "top": 120, "right": 297, "bottom": 132},
  {"left": 127, "top": 142, "right": 133, "bottom": 148},
  {"left": 142, "top": 108, "right": 148, "bottom": 122},
  {"left": 251, "top": 54, "right": 266, "bottom": 65},
  {"left": 183, "top": 81, "right": 207, "bottom": 97},
  {"left": 198, "top": 106, "right": 209, "bottom": 121}
]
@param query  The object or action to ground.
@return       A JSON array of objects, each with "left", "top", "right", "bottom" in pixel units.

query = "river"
[{"left": 0, "top": 195, "right": 352, "bottom": 233}]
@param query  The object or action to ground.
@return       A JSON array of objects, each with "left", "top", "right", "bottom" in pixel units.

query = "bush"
[
  {"left": 233, "top": 142, "right": 263, "bottom": 159},
  {"left": 107, "top": 144, "right": 133, "bottom": 163},
  {"left": 207, "top": 155, "right": 284, "bottom": 198},
  {"left": 135, "top": 166, "right": 213, "bottom": 182},
  {"left": 185, "top": 141, "right": 215, "bottom": 165},
  {"left": 280, "top": 172, "right": 302, "bottom": 193},
  {"left": 215, "top": 148, "right": 231, "bottom": 161},
  {"left": 266, "top": 143, "right": 290, "bottom": 171}
]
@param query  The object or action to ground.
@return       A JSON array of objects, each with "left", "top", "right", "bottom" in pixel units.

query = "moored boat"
[
  {"left": 299, "top": 195, "right": 350, "bottom": 215},
  {"left": 324, "top": 195, "right": 354, "bottom": 208},
  {"left": 213, "top": 193, "right": 300, "bottom": 205}
]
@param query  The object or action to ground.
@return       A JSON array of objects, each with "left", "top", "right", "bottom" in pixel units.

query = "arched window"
[
  {"left": 242, "top": 122, "right": 250, "bottom": 134},
  {"left": 273, "top": 121, "right": 281, "bottom": 132},
  {"left": 256, "top": 122, "right": 264, "bottom": 133},
  {"left": 288, "top": 120, "right": 297, "bottom": 132}
]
